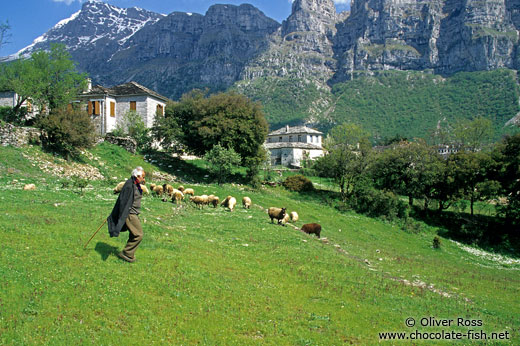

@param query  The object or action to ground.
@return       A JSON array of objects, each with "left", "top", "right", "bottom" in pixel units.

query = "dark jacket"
[{"left": 107, "top": 178, "right": 136, "bottom": 238}]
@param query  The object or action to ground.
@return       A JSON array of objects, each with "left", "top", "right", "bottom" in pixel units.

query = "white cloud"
[{"left": 52, "top": 0, "right": 86, "bottom": 5}]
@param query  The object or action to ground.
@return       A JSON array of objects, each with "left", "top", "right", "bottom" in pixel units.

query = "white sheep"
[
  {"left": 183, "top": 188, "right": 195, "bottom": 197},
  {"left": 208, "top": 195, "right": 220, "bottom": 208},
  {"left": 242, "top": 196, "right": 252, "bottom": 209},
  {"left": 190, "top": 195, "right": 207, "bottom": 209},
  {"left": 171, "top": 189, "right": 184, "bottom": 205},
  {"left": 23, "top": 183, "right": 36, "bottom": 191},
  {"left": 290, "top": 211, "right": 299, "bottom": 222}
]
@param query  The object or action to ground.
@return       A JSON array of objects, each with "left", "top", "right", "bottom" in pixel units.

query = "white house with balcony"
[
  {"left": 76, "top": 81, "right": 170, "bottom": 135},
  {"left": 265, "top": 125, "right": 324, "bottom": 167}
]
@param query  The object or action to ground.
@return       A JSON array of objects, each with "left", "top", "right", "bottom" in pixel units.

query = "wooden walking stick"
[{"left": 84, "top": 219, "right": 107, "bottom": 249}]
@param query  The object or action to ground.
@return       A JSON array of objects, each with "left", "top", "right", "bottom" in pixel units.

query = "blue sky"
[{"left": 0, "top": 0, "right": 351, "bottom": 57}]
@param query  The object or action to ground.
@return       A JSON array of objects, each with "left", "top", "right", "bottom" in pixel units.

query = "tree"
[
  {"left": 0, "top": 43, "right": 87, "bottom": 115},
  {"left": 154, "top": 89, "right": 268, "bottom": 182},
  {"left": 447, "top": 151, "right": 498, "bottom": 216},
  {"left": 314, "top": 123, "right": 372, "bottom": 200},
  {"left": 38, "top": 106, "right": 96, "bottom": 159},
  {"left": 453, "top": 116, "right": 494, "bottom": 152},
  {"left": 113, "top": 110, "right": 151, "bottom": 152},
  {"left": 0, "top": 20, "right": 11, "bottom": 57},
  {"left": 204, "top": 144, "right": 242, "bottom": 185},
  {"left": 494, "top": 133, "right": 520, "bottom": 225},
  {"left": 372, "top": 140, "right": 443, "bottom": 207}
]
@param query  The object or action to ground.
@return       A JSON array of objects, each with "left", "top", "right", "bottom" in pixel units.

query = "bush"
[
  {"left": 283, "top": 174, "right": 314, "bottom": 192},
  {"left": 113, "top": 110, "right": 152, "bottom": 152},
  {"left": 433, "top": 236, "right": 441, "bottom": 249},
  {"left": 38, "top": 107, "right": 96, "bottom": 159},
  {"left": 348, "top": 186, "right": 408, "bottom": 220}
]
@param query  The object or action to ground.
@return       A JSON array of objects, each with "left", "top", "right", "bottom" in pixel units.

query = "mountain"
[{"left": 7, "top": 0, "right": 520, "bottom": 138}]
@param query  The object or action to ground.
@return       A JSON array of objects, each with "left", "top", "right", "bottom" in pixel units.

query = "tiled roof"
[
  {"left": 268, "top": 125, "right": 323, "bottom": 136},
  {"left": 264, "top": 142, "right": 323, "bottom": 150},
  {"left": 79, "top": 81, "right": 170, "bottom": 102}
]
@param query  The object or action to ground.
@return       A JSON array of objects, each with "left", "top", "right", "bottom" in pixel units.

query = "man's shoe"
[{"left": 117, "top": 252, "right": 136, "bottom": 263}]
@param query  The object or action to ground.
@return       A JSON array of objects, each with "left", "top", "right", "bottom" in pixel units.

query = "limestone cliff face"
[
  {"left": 102, "top": 4, "right": 280, "bottom": 98},
  {"left": 333, "top": 0, "right": 520, "bottom": 81}
]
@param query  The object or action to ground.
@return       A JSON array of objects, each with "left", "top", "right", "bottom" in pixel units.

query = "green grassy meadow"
[{"left": 0, "top": 143, "right": 518, "bottom": 345}]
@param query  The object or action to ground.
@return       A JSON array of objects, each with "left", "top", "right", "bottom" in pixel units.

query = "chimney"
[
  {"left": 286, "top": 124, "right": 290, "bottom": 133},
  {"left": 86, "top": 78, "right": 92, "bottom": 92}
]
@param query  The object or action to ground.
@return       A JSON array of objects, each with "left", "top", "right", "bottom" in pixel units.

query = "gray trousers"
[{"left": 121, "top": 214, "right": 143, "bottom": 259}]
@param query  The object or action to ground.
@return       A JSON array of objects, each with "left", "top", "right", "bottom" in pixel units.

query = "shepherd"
[{"left": 107, "top": 166, "right": 146, "bottom": 263}]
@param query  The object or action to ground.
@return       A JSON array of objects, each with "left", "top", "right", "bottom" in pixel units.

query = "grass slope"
[{"left": 0, "top": 143, "right": 518, "bottom": 345}]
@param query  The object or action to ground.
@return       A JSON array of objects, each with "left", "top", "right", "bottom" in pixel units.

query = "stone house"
[
  {"left": 75, "top": 81, "right": 170, "bottom": 135},
  {"left": 265, "top": 125, "right": 324, "bottom": 167},
  {"left": 0, "top": 91, "right": 39, "bottom": 118}
]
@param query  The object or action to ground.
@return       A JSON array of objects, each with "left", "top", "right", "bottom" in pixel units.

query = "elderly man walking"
[{"left": 108, "top": 166, "right": 146, "bottom": 263}]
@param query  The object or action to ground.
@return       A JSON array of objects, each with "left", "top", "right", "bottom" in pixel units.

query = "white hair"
[{"left": 131, "top": 166, "right": 144, "bottom": 178}]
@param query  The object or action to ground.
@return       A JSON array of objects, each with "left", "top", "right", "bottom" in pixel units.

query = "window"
[
  {"left": 298, "top": 135, "right": 301, "bottom": 142},
  {"left": 110, "top": 102, "right": 115, "bottom": 117},
  {"left": 289, "top": 136, "right": 293, "bottom": 142},
  {"left": 88, "top": 101, "right": 101, "bottom": 115},
  {"left": 130, "top": 101, "right": 136, "bottom": 111},
  {"left": 279, "top": 137, "right": 283, "bottom": 142},
  {"left": 268, "top": 138, "right": 271, "bottom": 143},
  {"left": 156, "top": 104, "right": 164, "bottom": 116}
]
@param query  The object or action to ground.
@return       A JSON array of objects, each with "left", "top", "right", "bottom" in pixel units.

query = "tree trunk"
[{"left": 408, "top": 195, "right": 413, "bottom": 206}]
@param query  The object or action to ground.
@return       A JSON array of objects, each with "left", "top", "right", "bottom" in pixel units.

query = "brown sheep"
[
  {"left": 301, "top": 223, "right": 321, "bottom": 238},
  {"left": 178, "top": 185, "right": 185, "bottom": 193},
  {"left": 268, "top": 207, "right": 287, "bottom": 225},
  {"left": 153, "top": 185, "right": 164, "bottom": 197},
  {"left": 190, "top": 195, "right": 207, "bottom": 209}
]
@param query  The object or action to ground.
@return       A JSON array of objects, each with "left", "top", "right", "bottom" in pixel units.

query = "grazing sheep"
[
  {"left": 281, "top": 213, "right": 290, "bottom": 225},
  {"left": 153, "top": 185, "right": 164, "bottom": 197},
  {"left": 220, "top": 195, "right": 236, "bottom": 211},
  {"left": 183, "top": 188, "right": 195, "bottom": 197},
  {"left": 190, "top": 195, "right": 207, "bottom": 209},
  {"left": 242, "top": 196, "right": 252, "bottom": 209},
  {"left": 115, "top": 181, "right": 149, "bottom": 195},
  {"left": 23, "top": 183, "right": 36, "bottom": 191},
  {"left": 163, "top": 184, "right": 174, "bottom": 197},
  {"left": 290, "top": 211, "right": 299, "bottom": 222},
  {"left": 113, "top": 181, "right": 125, "bottom": 194},
  {"left": 178, "top": 185, "right": 185, "bottom": 193},
  {"left": 208, "top": 195, "right": 220, "bottom": 208},
  {"left": 149, "top": 183, "right": 156, "bottom": 191},
  {"left": 301, "top": 223, "right": 321, "bottom": 238},
  {"left": 268, "top": 207, "right": 287, "bottom": 225},
  {"left": 171, "top": 189, "right": 184, "bottom": 205}
]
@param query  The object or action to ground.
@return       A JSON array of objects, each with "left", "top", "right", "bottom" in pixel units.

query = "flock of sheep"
[{"left": 113, "top": 181, "right": 322, "bottom": 238}]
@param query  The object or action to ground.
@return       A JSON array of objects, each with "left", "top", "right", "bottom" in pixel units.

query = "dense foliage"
[
  {"left": 37, "top": 106, "right": 96, "bottom": 159},
  {"left": 282, "top": 174, "right": 314, "bottom": 192},
  {"left": 203, "top": 144, "right": 241, "bottom": 185},
  {"left": 112, "top": 110, "right": 152, "bottom": 152},
  {"left": 153, "top": 89, "right": 268, "bottom": 182},
  {"left": 0, "top": 44, "right": 87, "bottom": 116}
]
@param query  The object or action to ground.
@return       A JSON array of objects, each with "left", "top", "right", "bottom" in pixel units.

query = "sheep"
[
  {"left": 23, "top": 183, "right": 36, "bottom": 191},
  {"left": 290, "top": 211, "right": 299, "bottom": 222},
  {"left": 268, "top": 207, "right": 287, "bottom": 225},
  {"left": 208, "top": 195, "right": 220, "bottom": 208},
  {"left": 113, "top": 181, "right": 125, "bottom": 194},
  {"left": 301, "top": 223, "right": 321, "bottom": 238},
  {"left": 152, "top": 185, "right": 164, "bottom": 197},
  {"left": 183, "top": 188, "right": 195, "bottom": 197},
  {"left": 242, "top": 196, "right": 252, "bottom": 209},
  {"left": 190, "top": 195, "right": 207, "bottom": 209},
  {"left": 178, "top": 185, "right": 185, "bottom": 193},
  {"left": 114, "top": 181, "right": 149, "bottom": 195},
  {"left": 149, "top": 183, "right": 156, "bottom": 191},
  {"left": 171, "top": 189, "right": 184, "bottom": 205},
  {"left": 221, "top": 195, "right": 236, "bottom": 211},
  {"left": 281, "top": 213, "right": 290, "bottom": 225},
  {"left": 162, "top": 184, "right": 174, "bottom": 197}
]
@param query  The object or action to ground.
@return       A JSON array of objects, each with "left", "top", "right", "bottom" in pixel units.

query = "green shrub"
[
  {"left": 283, "top": 174, "right": 314, "bottom": 192},
  {"left": 348, "top": 186, "right": 408, "bottom": 220},
  {"left": 38, "top": 107, "right": 96, "bottom": 159},
  {"left": 433, "top": 236, "right": 441, "bottom": 249}
]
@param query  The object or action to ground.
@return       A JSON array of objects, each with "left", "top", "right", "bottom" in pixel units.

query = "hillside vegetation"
[
  {"left": 1, "top": 142, "right": 518, "bottom": 344},
  {"left": 237, "top": 69, "right": 520, "bottom": 141}
]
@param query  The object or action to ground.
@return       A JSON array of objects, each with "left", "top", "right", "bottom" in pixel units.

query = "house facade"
[
  {"left": 265, "top": 125, "right": 324, "bottom": 167},
  {"left": 76, "top": 81, "right": 170, "bottom": 135},
  {"left": 0, "top": 91, "right": 38, "bottom": 118}
]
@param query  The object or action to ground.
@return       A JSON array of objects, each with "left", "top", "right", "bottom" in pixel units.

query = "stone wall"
[
  {"left": 0, "top": 123, "right": 41, "bottom": 147},
  {"left": 104, "top": 134, "right": 137, "bottom": 153}
]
